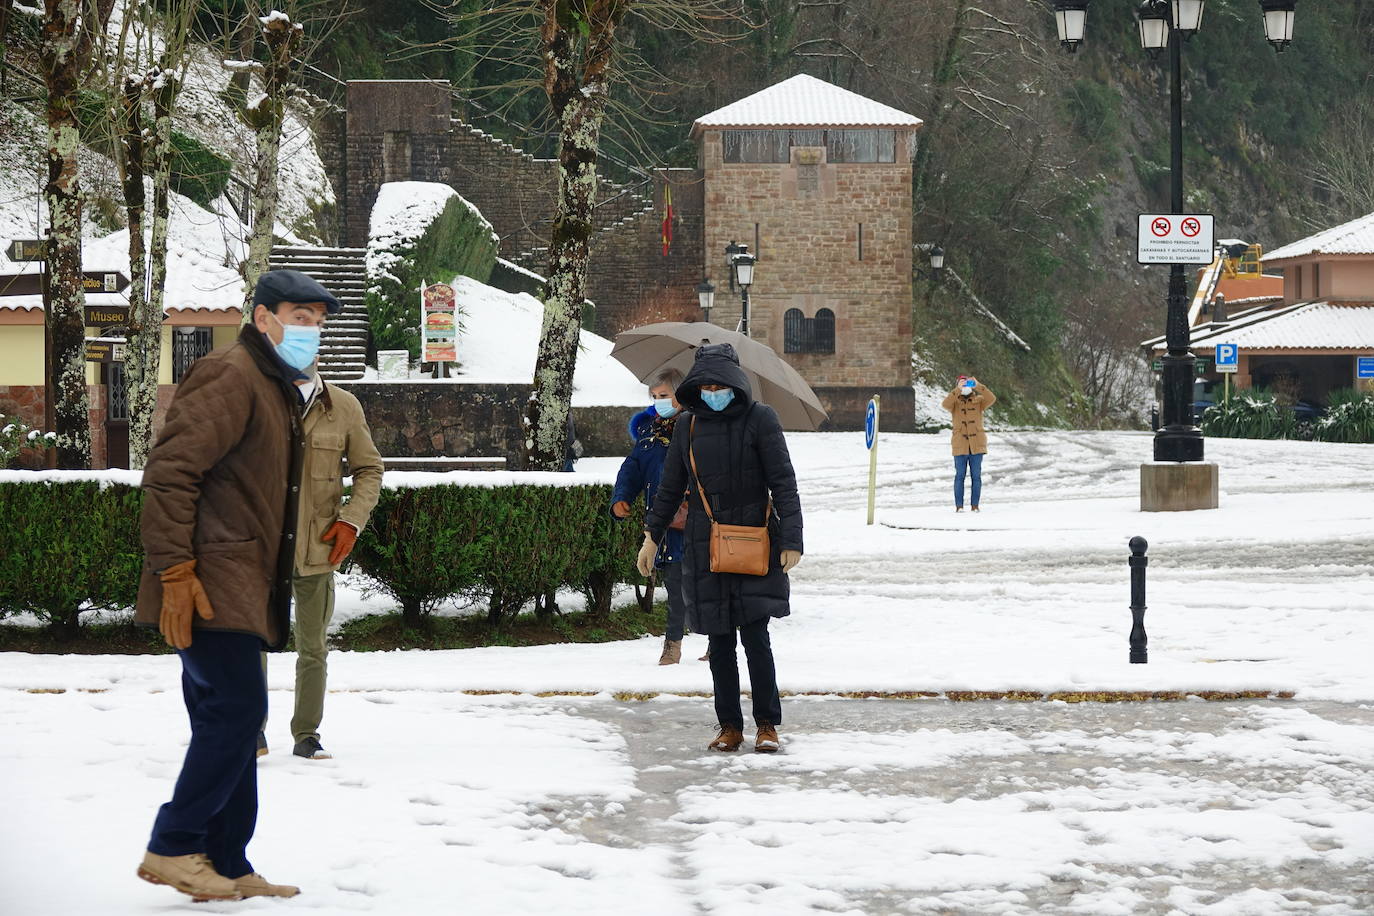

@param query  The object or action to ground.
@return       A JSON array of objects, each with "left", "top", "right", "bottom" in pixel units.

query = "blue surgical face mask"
[
  {"left": 701, "top": 388, "right": 735, "bottom": 411},
  {"left": 653, "top": 398, "right": 678, "bottom": 418},
  {"left": 269, "top": 310, "right": 321, "bottom": 371}
]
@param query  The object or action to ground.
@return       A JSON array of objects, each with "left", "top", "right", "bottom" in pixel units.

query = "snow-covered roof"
[
  {"left": 1263, "top": 211, "right": 1374, "bottom": 262},
  {"left": 1157, "top": 302, "right": 1374, "bottom": 352},
  {"left": 693, "top": 74, "right": 922, "bottom": 133}
]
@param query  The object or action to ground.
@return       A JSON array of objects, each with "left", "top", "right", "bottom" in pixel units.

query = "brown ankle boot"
[
  {"left": 658, "top": 638, "right": 682, "bottom": 665},
  {"left": 708, "top": 725, "right": 744, "bottom": 752},
  {"left": 754, "top": 722, "right": 780, "bottom": 753},
  {"left": 137, "top": 852, "right": 241, "bottom": 901}
]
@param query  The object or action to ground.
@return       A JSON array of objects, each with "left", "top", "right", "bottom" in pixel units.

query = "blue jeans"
[
  {"left": 953, "top": 453, "right": 984, "bottom": 508},
  {"left": 148, "top": 631, "right": 267, "bottom": 880}
]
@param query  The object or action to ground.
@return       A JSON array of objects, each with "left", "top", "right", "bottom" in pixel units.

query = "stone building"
[
  {"left": 333, "top": 75, "right": 924, "bottom": 429},
  {"left": 693, "top": 75, "right": 922, "bottom": 429}
]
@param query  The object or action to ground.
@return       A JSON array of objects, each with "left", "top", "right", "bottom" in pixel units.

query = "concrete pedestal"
[{"left": 1140, "top": 462, "right": 1219, "bottom": 512}]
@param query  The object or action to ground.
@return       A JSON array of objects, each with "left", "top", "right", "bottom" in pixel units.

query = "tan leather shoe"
[
  {"left": 658, "top": 638, "right": 682, "bottom": 665},
  {"left": 137, "top": 852, "right": 241, "bottom": 901},
  {"left": 708, "top": 725, "right": 744, "bottom": 752},
  {"left": 755, "top": 723, "right": 780, "bottom": 753},
  {"left": 234, "top": 872, "right": 301, "bottom": 898}
]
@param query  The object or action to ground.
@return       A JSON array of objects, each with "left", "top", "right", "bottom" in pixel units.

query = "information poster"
[{"left": 422, "top": 282, "right": 457, "bottom": 364}]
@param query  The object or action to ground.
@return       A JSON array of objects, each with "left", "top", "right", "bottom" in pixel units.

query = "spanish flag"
[{"left": 661, "top": 184, "right": 673, "bottom": 257}]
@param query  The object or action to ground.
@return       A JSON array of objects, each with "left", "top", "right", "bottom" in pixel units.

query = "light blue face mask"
[
  {"left": 653, "top": 398, "right": 678, "bottom": 418},
  {"left": 701, "top": 388, "right": 735, "bottom": 412},
  {"left": 269, "top": 311, "right": 321, "bottom": 371}
]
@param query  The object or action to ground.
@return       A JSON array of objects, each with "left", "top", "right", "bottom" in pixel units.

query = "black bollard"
[{"left": 1128, "top": 536, "right": 1148, "bottom": 664}]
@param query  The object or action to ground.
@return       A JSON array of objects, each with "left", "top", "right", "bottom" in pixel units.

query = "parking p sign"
[{"left": 1215, "top": 343, "right": 1238, "bottom": 374}]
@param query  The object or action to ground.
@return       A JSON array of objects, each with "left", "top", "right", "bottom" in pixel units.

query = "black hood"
[{"left": 677, "top": 343, "right": 753, "bottom": 417}]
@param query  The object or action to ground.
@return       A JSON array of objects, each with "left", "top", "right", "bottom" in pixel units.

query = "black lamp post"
[
  {"left": 1053, "top": 0, "right": 1297, "bottom": 464},
  {"left": 732, "top": 250, "right": 756, "bottom": 336},
  {"left": 914, "top": 243, "right": 946, "bottom": 282},
  {"left": 696, "top": 277, "right": 716, "bottom": 324}
]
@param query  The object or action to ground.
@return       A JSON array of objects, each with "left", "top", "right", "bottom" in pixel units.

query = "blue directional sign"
[
  {"left": 1215, "top": 343, "right": 1238, "bottom": 374},
  {"left": 1359, "top": 356, "right": 1374, "bottom": 379},
  {"left": 864, "top": 399, "right": 877, "bottom": 449}
]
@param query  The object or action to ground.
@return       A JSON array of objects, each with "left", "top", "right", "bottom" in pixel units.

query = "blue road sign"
[
  {"left": 1215, "top": 343, "right": 1238, "bottom": 369},
  {"left": 1359, "top": 356, "right": 1374, "bottom": 379},
  {"left": 864, "top": 399, "right": 877, "bottom": 450}
]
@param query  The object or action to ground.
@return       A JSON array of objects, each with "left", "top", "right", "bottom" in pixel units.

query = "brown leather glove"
[
  {"left": 611, "top": 501, "right": 632, "bottom": 519},
  {"left": 159, "top": 559, "right": 215, "bottom": 650},
  {"left": 322, "top": 520, "right": 358, "bottom": 566}
]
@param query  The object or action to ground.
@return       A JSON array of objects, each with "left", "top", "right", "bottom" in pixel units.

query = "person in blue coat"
[{"left": 611, "top": 369, "right": 690, "bottom": 665}]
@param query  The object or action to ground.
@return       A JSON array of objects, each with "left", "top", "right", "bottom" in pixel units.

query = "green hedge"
[
  {"left": 0, "top": 477, "right": 639, "bottom": 635},
  {"left": 367, "top": 194, "right": 500, "bottom": 360},
  {"left": 0, "top": 480, "right": 144, "bottom": 636},
  {"left": 1202, "top": 389, "right": 1374, "bottom": 443},
  {"left": 1313, "top": 389, "right": 1374, "bottom": 443},
  {"left": 352, "top": 483, "right": 639, "bottom": 628}
]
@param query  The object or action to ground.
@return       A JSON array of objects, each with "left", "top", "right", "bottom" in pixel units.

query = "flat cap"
[{"left": 252, "top": 269, "right": 341, "bottom": 315}]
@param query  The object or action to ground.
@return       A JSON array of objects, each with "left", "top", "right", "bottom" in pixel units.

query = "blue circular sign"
[{"left": 864, "top": 399, "right": 877, "bottom": 449}]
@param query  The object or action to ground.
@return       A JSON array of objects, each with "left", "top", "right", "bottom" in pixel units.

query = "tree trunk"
[
  {"left": 42, "top": 0, "right": 90, "bottom": 469},
  {"left": 240, "top": 15, "right": 300, "bottom": 323},
  {"left": 121, "top": 75, "right": 153, "bottom": 468},
  {"left": 522, "top": 0, "right": 627, "bottom": 471},
  {"left": 911, "top": 1, "right": 969, "bottom": 209},
  {"left": 129, "top": 68, "right": 177, "bottom": 467},
  {"left": 0, "top": 3, "right": 12, "bottom": 95},
  {"left": 401, "top": 597, "right": 423, "bottom": 631}
]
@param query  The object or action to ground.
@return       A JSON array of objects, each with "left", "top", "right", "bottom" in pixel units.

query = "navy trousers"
[
  {"left": 708, "top": 617, "right": 782, "bottom": 729},
  {"left": 148, "top": 630, "right": 267, "bottom": 880}
]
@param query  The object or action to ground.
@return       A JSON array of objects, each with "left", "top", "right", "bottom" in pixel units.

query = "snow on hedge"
[{"left": 367, "top": 182, "right": 464, "bottom": 287}]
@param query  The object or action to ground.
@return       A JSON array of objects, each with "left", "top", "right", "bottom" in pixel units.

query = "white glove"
[
  {"left": 781, "top": 550, "right": 801, "bottom": 573},
  {"left": 636, "top": 535, "right": 658, "bottom": 578}
]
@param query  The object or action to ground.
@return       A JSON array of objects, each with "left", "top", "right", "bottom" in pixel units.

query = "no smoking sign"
[{"left": 1138, "top": 213, "right": 1214, "bottom": 264}]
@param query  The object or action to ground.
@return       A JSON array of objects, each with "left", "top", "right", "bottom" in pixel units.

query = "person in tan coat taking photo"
[{"left": 941, "top": 375, "right": 997, "bottom": 512}]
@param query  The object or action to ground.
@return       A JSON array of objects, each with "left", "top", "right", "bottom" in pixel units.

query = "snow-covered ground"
[{"left": 3, "top": 429, "right": 1373, "bottom": 913}]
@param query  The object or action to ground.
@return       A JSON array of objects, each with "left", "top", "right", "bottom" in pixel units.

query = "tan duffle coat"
[
  {"left": 295, "top": 381, "right": 384, "bottom": 576},
  {"left": 941, "top": 384, "right": 997, "bottom": 455}
]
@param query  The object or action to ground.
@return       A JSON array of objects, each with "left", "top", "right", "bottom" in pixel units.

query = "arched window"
[
  {"left": 812, "top": 309, "right": 835, "bottom": 354},
  {"left": 783, "top": 308, "right": 806, "bottom": 353},
  {"left": 783, "top": 308, "right": 835, "bottom": 354}
]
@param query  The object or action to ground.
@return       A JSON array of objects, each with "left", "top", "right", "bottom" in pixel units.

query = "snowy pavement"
[
  {"left": 3, "top": 429, "right": 1373, "bottom": 912},
  {"left": 2, "top": 690, "right": 1372, "bottom": 914}
]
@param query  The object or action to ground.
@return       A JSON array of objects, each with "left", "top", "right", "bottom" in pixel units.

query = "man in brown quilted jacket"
[{"left": 133, "top": 270, "right": 340, "bottom": 902}]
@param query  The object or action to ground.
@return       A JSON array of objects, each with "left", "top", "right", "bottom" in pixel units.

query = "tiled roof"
[
  {"left": 1263, "top": 211, "right": 1374, "bottom": 261},
  {"left": 693, "top": 74, "right": 922, "bottom": 132},
  {"left": 1185, "top": 302, "right": 1374, "bottom": 351}
]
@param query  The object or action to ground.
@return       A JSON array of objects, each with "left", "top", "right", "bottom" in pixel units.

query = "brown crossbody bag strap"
[{"left": 688, "top": 414, "right": 772, "bottom": 576}]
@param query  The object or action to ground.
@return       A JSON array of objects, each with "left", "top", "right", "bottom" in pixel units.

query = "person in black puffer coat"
[{"left": 641, "top": 343, "right": 803, "bottom": 754}]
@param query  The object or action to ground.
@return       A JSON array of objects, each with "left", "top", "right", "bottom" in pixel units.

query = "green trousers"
[{"left": 289, "top": 570, "right": 335, "bottom": 743}]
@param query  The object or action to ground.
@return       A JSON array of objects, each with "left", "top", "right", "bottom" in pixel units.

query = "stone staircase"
[
  {"left": 269, "top": 245, "right": 369, "bottom": 381},
  {"left": 507, "top": 179, "right": 657, "bottom": 275}
]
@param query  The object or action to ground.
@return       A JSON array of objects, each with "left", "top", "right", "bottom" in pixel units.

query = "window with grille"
[
  {"left": 783, "top": 308, "right": 836, "bottom": 354},
  {"left": 108, "top": 363, "right": 129, "bottom": 421},
  {"left": 173, "top": 327, "right": 214, "bottom": 383},
  {"left": 722, "top": 129, "right": 896, "bottom": 164}
]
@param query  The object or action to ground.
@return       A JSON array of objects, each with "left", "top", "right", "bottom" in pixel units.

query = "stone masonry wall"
[
  {"left": 586, "top": 169, "right": 706, "bottom": 336},
  {"left": 344, "top": 81, "right": 454, "bottom": 246},
  {"left": 701, "top": 130, "right": 915, "bottom": 430},
  {"left": 337, "top": 382, "right": 635, "bottom": 468}
]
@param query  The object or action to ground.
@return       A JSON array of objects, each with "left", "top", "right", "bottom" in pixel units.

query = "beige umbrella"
[{"left": 611, "top": 322, "right": 828, "bottom": 430}]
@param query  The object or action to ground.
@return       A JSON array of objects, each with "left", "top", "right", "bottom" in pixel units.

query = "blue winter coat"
[{"left": 611, "top": 406, "right": 684, "bottom": 566}]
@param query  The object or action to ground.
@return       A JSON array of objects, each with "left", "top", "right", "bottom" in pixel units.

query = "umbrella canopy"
[{"left": 610, "top": 322, "right": 828, "bottom": 430}]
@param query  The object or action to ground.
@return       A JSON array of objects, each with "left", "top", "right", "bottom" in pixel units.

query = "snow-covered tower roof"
[
  {"left": 691, "top": 74, "right": 923, "bottom": 135},
  {"left": 1264, "top": 210, "right": 1374, "bottom": 264}
]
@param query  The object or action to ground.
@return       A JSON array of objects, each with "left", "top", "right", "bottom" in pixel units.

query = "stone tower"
[{"left": 693, "top": 74, "right": 922, "bottom": 430}]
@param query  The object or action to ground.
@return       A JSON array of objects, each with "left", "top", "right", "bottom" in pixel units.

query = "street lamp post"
[
  {"left": 696, "top": 277, "right": 716, "bottom": 324},
  {"left": 1052, "top": 0, "right": 1297, "bottom": 464},
  {"left": 724, "top": 241, "right": 756, "bottom": 336}
]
